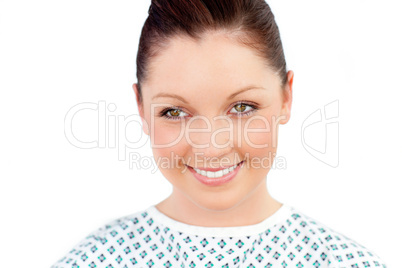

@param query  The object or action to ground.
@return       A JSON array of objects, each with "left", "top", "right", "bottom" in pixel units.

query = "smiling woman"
[
  {"left": 51, "top": 0, "right": 387, "bottom": 267},
  {"left": 136, "top": 32, "right": 290, "bottom": 219}
]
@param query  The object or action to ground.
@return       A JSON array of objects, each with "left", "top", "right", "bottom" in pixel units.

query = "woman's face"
[{"left": 134, "top": 32, "right": 293, "bottom": 211}]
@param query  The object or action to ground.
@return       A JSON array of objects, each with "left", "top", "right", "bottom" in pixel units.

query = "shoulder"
[
  {"left": 285, "top": 206, "right": 387, "bottom": 268},
  {"left": 51, "top": 208, "right": 152, "bottom": 268}
]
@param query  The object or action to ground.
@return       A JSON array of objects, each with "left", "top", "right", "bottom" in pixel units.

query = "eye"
[
  {"left": 158, "top": 101, "right": 259, "bottom": 121},
  {"left": 229, "top": 101, "right": 258, "bottom": 117},
  {"left": 159, "top": 107, "right": 189, "bottom": 121}
]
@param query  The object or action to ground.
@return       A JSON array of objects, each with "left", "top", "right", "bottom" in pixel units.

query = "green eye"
[{"left": 159, "top": 101, "right": 258, "bottom": 121}]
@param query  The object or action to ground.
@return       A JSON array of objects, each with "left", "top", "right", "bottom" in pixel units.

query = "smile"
[
  {"left": 187, "top": 161, "right": 245, "bottom": 186},
  {"left": 193, "top": 161, "right": 242, "bottom": 178}
]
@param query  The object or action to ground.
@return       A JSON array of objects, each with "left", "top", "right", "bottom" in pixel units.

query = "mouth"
[{"left": 186, "top": 160, "right": 245, "bottom": 186}]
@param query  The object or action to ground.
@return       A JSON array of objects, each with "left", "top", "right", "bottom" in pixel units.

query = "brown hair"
[{"left": 136, "top": 0, "right": 288, "bottom": 105}]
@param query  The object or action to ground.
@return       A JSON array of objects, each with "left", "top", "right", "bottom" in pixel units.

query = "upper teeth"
[{"left": 193, "top": 162, "right": 240, "bottom": 178}]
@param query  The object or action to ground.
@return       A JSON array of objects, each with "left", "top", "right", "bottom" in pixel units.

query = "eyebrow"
[{"left": 151, "top": 86, "right": 266, "bottom": 103}]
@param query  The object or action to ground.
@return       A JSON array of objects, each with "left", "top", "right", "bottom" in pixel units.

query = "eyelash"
[{"left": 158, "top": 100, "right": 259, "bottom": 121}]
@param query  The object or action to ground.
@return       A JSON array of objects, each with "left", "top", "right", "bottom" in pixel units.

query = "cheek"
[
  {"left": 241, "top": 116, "right": 278, "bottom": 150},
  {"left": 239, "top": 113, "right": 280, "bottom": 169},
  {"left": 151, "top": 122, "right": 188, "bottom": 169},
  {"left": 152, "top": 120, "right": 185, "bottom": 146}
]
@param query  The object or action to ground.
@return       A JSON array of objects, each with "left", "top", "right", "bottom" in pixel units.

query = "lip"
[
  {"left": 186, "top": 161, "right": 242, "bottom": 172},
  {"left": 188, "top": 160, "right": 244, "bottom": 186}
]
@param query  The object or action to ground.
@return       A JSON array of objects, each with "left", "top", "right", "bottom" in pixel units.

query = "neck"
[{"left": 155, "top": 180, "right": 282, "bottom": 227}]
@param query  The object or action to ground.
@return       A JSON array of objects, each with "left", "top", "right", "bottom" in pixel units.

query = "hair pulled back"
[{"left": 136, "top": 0, "right": 288, "bottom": 105}]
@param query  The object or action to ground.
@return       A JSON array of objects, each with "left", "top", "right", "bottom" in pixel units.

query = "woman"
[{"left": 52, "top": 0, "right": 386, "bottom": 267}]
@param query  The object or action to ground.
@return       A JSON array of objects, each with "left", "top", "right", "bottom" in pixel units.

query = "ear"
[
  {"left": 279, "top": 70, "right": 294, "bottom": 125},
  {"left": 132, "top": 83, "right": 149, "bottom": 136}
]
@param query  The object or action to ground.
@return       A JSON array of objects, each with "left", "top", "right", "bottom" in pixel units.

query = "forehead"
[{"left": 142, "top": 32, "right": 280, "bottom": 99}]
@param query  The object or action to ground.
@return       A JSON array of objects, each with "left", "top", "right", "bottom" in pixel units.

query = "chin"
[{"left": 190, "top": 192, "right": 243, "bottom": 212}]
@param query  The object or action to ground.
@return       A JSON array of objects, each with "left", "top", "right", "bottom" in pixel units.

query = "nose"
[{"left": 188, "top": 115, "right": 234, "bottom": 160}]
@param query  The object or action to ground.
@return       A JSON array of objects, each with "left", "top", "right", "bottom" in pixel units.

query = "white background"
[{"left": 0, "top": 0, "right": 401, "bottom": 267}]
